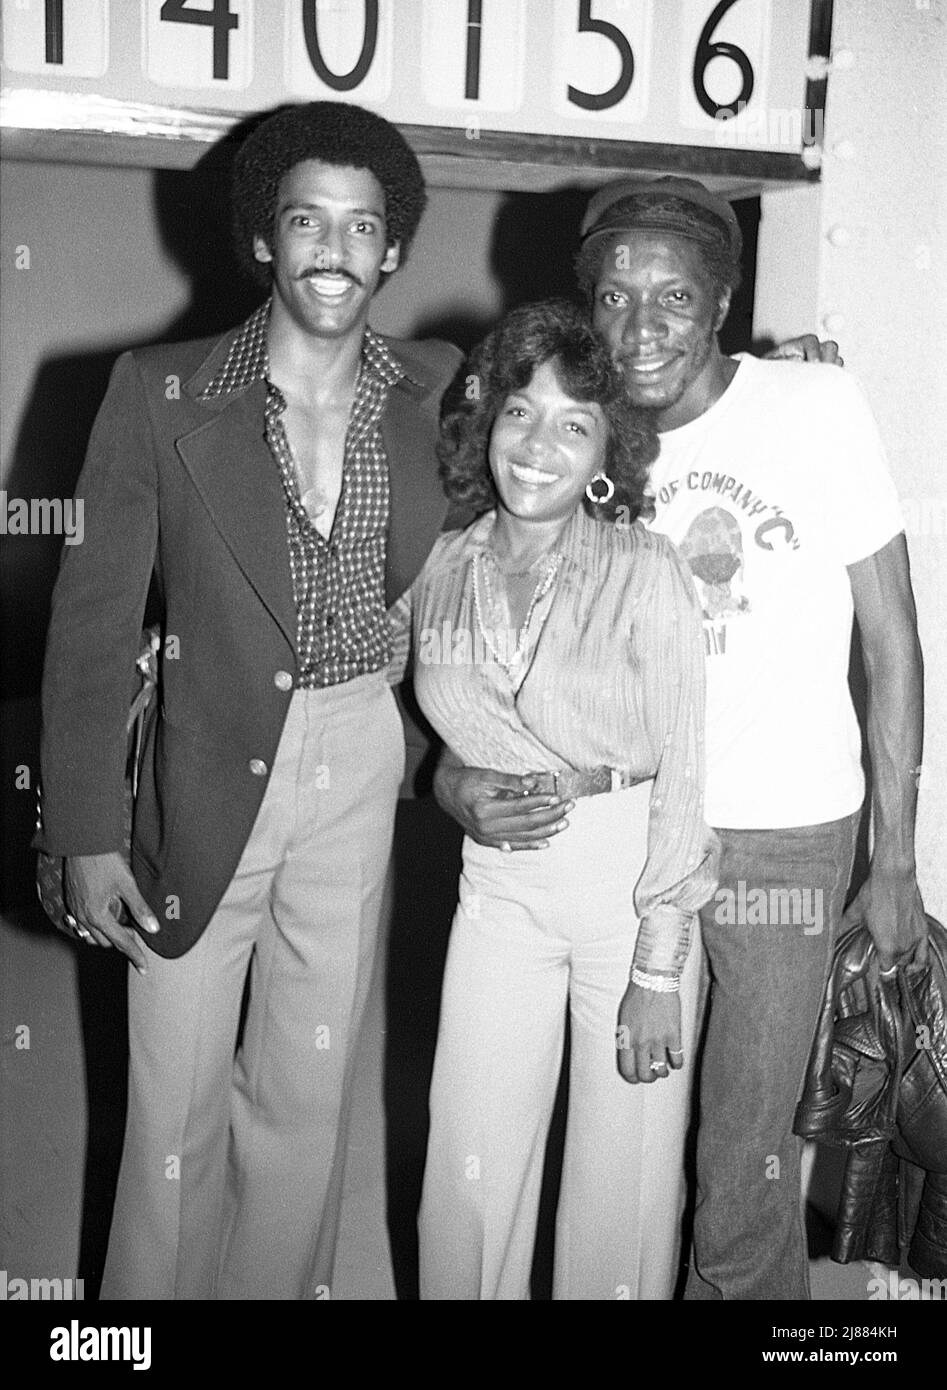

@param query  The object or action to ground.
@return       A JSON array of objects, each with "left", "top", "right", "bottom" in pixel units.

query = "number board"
[{"left": 0, "top": 0, "right": 831, "bottom": 188}]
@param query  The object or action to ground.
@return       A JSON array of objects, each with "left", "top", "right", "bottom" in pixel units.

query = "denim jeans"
[{"left": 685, "top": 811, "right": 860, "bottom": 1301}]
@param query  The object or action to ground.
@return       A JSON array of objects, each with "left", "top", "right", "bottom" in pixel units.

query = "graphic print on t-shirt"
[
  {"left": 653, "top": 469, "right": 802, "bottom": 657},
  {"left": 679, "top": 506, "right": 750, "bottom": 621}
]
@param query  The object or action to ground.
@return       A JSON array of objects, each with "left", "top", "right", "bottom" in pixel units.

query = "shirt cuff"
[{"left": 631, "top": 904, "right": 694, "bottom": 976}]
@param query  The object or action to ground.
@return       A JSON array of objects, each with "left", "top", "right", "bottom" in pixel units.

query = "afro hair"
[{"left": 232, "top": 101, "right": 427, "bottom": 286}]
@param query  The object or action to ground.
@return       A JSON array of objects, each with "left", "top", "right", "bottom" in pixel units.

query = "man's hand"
[
  {"left": 764, "top": 334, "right": 844, "bottom": 366},
  {"left": 433, "top": 757, "right": 572, "bottom": 850},
  {"left": 63, "top": 851, "right": 160, "bottom": 973},
  {"left": 616, "top": 982, "right": 683, "bottom": 1084},
  {"left": 843, "top": 867, "right": 929, "bottom": 974}
]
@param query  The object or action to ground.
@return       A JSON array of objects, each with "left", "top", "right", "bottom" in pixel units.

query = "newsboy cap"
[{"left": 580, "top": 175, "right": 743, "bottom": 260}]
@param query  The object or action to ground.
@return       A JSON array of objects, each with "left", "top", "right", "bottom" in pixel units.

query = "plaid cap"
[{"left": 580, "top": 175, "right": 742, "bottom": 260}]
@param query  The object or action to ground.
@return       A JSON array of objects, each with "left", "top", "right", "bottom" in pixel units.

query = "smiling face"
[
  {"left": 591, "top": 230, "right": 731, "bottom": 429},
  {"left": 488, "top": 358, "right": 608, "bottom": 526},
  {"left": 253, "top": 159, "right": 400, "bottom": 340}
]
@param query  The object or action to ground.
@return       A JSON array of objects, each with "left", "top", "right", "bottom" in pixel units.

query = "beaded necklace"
[{"left": 471, "top": 549, "right": 562, "bottom": 675}]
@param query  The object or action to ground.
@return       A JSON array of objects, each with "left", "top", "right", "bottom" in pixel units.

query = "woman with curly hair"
[{"left": 389, "top": 298, "right": 718, "bottom": 1299}]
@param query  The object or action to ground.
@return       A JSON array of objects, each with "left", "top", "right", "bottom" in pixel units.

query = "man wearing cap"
[{"left": 436, "top": 175, "right": 927, "bottom": 1300}]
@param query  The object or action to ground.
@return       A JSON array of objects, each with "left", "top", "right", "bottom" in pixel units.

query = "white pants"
[
  {"left": 100, "top": 676, "right": 404, "bottom": 1300},
  {"left": 418, "top": 782, "right": 701, "bottom": 1301}
]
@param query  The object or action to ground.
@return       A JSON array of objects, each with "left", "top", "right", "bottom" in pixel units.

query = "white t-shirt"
[{"left": 645, "top": 355, "right": 903, "bottom": 829}]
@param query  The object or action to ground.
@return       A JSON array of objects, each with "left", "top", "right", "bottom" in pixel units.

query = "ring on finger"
[
  {"left": 669, "top": 1049, "right": 684, "bottom": 1058},
  {"left": 649, "top": 1061, "right": 667, "bottom": 1073},
  {"left": 500, "top": 841, "right": 512, "bottom": 854},
  {"left": 74, "top": 924, "right": 95, "bottom": 944}
]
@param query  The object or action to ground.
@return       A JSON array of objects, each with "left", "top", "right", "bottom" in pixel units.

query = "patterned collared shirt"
[{"left": 200, "top": 300, "right": 401, "bottom": 687}]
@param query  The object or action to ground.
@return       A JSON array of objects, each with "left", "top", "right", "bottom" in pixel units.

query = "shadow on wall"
[
  {"left": 413, "top": 188, "right": 761, "bottom": 355},
  {"left": 1, "top": 130, "right": 262, "bottom": 708},
  {"left": 1, "top": 125, "right": 262, "bottom": 934}
]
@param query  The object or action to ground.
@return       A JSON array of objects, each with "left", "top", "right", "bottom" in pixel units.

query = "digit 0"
[{"left": 301, "top": 0, "right": 379, "bottom": 92}]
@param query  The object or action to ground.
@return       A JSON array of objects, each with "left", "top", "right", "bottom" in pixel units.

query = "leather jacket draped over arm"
[{"left": 794, "top": 916, "right": 947, "bottom": 1277}]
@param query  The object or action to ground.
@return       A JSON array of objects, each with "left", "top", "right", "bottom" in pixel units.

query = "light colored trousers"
[
  {"left": 418, "top": 782, "right": 702, "bottom": 1301},
  {"left": 100, "top": 674, "right": 404, "bottom": 1300}
]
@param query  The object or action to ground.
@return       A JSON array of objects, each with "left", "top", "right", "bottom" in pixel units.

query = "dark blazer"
[{"left": 36, "top": 321, "right": 463, "bottom": 957}]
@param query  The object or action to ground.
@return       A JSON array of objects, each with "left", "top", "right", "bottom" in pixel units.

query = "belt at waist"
[{"left": 528, "top": 767, "right": 647, "bottom": 800}]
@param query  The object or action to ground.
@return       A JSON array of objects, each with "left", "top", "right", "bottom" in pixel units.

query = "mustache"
[{"left": 297, "top": 266, "right": 363, "bottom": 286}]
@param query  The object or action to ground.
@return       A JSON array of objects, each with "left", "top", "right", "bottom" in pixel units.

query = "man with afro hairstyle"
[{"left": 37, "top": 101, "right": 461, "bottom": 1299}]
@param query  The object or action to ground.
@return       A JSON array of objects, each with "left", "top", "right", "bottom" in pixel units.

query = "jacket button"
[
  {"left": 249, "top": 758, "right": 268, "bottom": 777},
  {"left": 274, "top": 670, "right": 293, "bottom": 691}
]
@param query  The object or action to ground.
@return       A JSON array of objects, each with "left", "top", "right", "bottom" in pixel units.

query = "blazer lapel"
[
  {"left": 174, "top": 322, "right": 453, "bottom": 630},
  {"left": 175, "top": 380, "right": 297, "bottom": 652},
  {"left": 382, "top": 379, "right": 449, "bottom": 608}
]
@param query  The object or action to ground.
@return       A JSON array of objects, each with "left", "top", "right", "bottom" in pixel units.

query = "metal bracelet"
[{"left": 631, "top": 967, "right": 680, "bottom": 994}]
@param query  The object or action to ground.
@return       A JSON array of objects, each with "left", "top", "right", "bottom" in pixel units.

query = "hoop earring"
[{"left": 586, "top": 472, "right": 615, "bottom": 504}]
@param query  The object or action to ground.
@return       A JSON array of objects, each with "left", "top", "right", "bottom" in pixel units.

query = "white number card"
[
  {"left": 142, "top": 0, "right": 254, "bottom": 90},
  {"left": 420, "top": 0, "right": 526, "bottom": 114},
  {"left": 3, "top": 0, "right": 109, "bottom": 78},
  {"left": 285, "top": 0, "right": 393, "bottom": 104},
  {"left": 678, "top": 0, "right": 771, "bottom": 133}
]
